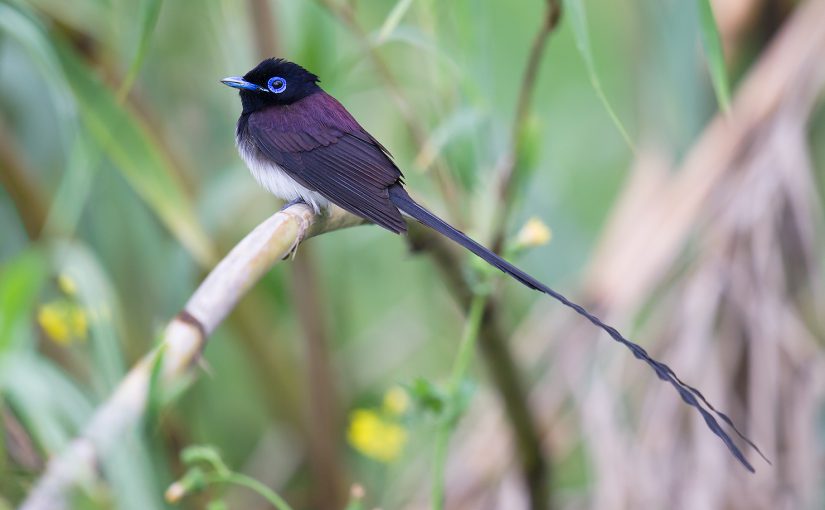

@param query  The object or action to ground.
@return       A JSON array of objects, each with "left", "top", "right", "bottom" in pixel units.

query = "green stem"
[
  {"left": 203, "top": 473, "right": 295, "bottom": 510},
  {"left": 431, "top": 423, "right": 450, "bottom": 510},
  {"left": 117, "top": 0, "right": 164, "bottom": 102},
  {"left": 431, "top": 294, "right": 486, "bottom": 510},
  {"left": 448, "top": 295, "right": 487, "bottom": 391},
  {"left": 697, "top": 0, "right": 731, "bottom": 112}
]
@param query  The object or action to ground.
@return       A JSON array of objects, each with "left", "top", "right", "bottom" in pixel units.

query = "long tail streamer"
[{"left": 389, "top": 184, "right": 769, "bottom": 472}]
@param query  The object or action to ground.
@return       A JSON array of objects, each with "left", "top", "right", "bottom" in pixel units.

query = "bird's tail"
[{"left": 388, "top": 184, "right": 767, "bottom": 472}]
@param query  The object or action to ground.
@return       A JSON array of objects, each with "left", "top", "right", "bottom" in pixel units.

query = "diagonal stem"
[{"left": 20, "top": 205, "right": 365, "bottom": 510}]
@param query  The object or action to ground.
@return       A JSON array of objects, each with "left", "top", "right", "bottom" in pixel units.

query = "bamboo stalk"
[{"left": 20, "top": 204, "right": 365, "bottom": 510}]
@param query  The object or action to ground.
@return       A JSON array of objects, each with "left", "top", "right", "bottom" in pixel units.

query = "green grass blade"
[
  {"left": 1, "top": 355, "right": 95, "bottom": 452},
  {"left": 144, "top": 344, "right": 167, "bottom": 429},
  {"left": 0, "top": 3, "right": 77, "bottom": 142},
  {"left": 117, "top": 0, "right": 164, "bottom": 101},
  {"left": 0, "top": 2, "right": 213, "bottom": 265},
  {"left": 697, "top": 0, "right": 731, "bottom": 112},
  {"left": 563, "top": 0, "right": 635, "bottom": 151},
  {"left": 0, "top": 250, "right": 46, "bottom": 353},
  {"left": 50, "top": 242, "right": 127, "bottom": 389},
  {"left": 56, "top": 43, "right": 215, "bottom": 266},
  {"left": 377, "top": 0, "right": 415, "bottom": 43}
]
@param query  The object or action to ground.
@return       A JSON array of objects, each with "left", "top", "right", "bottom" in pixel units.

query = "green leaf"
[
  {"left": 0, "top": 250, "right": 46, "bottom": 353},
  {"left": 697, "top": 0, "right": 731, "bottom": 112},
  {"left": 43, "top": 134, "right": 100, "bottom": 237},
  {"left": 117, "top": 0, "right": 164, "bottom": 101},
  {"left": 48, "top": 241, "right": 127, "bottom": 389},
  {"left": 143, "top": 344, "right": 166, "bottom": 429},
  {"left": 0, "top": 3, "right": 76, "bottom": 140},
  {"left": 55, "top": 42, "right": 215, "bottom": 266},
  {"left": 405, "top": 378, "right": 447, "bottom": 416},
  {"left": 1, "top": 354, "right": 94, "bottom": 452},
  {"left": 510, "top": 113, "right": 543, "bottom": 204},
  {"left": 563, "top": 0, "right": 635, "bottom": 151}
]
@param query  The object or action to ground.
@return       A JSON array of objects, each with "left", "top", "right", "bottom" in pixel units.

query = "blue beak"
[{"left": 221, "top": 76, "right": 265, "bottom": 92}]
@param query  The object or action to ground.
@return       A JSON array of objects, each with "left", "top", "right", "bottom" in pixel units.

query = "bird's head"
[{"left": 222, "top": 58, "right": 321, "bottom": 113}]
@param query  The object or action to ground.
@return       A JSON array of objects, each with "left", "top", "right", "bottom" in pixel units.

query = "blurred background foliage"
[{"left": 1, "top": 0, "right": 824, "bottom": 508}]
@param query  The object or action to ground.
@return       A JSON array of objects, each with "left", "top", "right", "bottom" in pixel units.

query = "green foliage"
[
  {"left": 143, "top": 343, "right": 166, "bottom": 429},
  {"left": 375, "top": 0, "right": 415, "bottom": 44},
  {"left": 431, "top": 294, "right": 484, "bottom": 510},
  {"left": 0, "top": 0, "right": 804, "bottom": 508},
  {"left": 406, "top": 377, "right": 448, "bottom": 416},
  {"left": 0, "top": 250, "right": 45, "bottom": 352},
  {"left": 117, "top": 0, "right": 164, "bottom": 100},
  {"left": 169, "top": 445, "right": 295, "bottom": 510},
  {"left": 56, "top": 44, "right": 214, "bottom": 266},
  {"left": 696, "top": 0, "right": 731, "bottom": 112},
  {"left": 563, "top": 0, "right": 636, "bottom": 151}
]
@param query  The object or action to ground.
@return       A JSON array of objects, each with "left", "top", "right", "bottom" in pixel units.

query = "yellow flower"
[
  {"left": 347, "top": 410, "right": 407, "bottom": 463},
  {"left": 515, "top": 217, "right": 552, "bottom": 248},
  {"left": 37, "top": 300, "right": 88, "bottom": 345},
  {"left": 382, "top": 387, "right": 410, "bottom": 416}
]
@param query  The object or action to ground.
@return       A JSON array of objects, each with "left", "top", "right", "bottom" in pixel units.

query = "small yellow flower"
[
  {"left": 515, "top": 217, "right": 552, "bottom": 248},
  {"left": 382, "top": 387, "right": 410, "bottom": 416},
  {"left": 347, "top": 410, "right": 407, "bottom": 463},
  {"left": 57, "top": 273, "right": 78, "bottom": 296},
  {"left": 37, "top": 300, "right": 88, "bottom": 345}
]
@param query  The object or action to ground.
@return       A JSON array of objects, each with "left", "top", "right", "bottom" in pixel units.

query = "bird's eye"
[{"left": 267, "top": 76, "right": 287, "bottom": 94}]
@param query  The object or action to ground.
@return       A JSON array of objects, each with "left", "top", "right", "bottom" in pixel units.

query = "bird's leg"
[{"left": 281, "top": 198, "right": 307, "bottom": 260}]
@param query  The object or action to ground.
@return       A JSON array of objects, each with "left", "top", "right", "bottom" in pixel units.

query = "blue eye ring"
[{"left": 267, "top": 76, "right": 287, "bottom": 94}]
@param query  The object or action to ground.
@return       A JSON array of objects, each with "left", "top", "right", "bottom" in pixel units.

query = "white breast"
[{"left": 236, "top": 136, "right": 330, "bottom": 213}]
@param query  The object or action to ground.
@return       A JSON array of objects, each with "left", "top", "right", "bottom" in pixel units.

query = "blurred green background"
[{"left": 1, "top": 0, "right": 824, "bottom": 508}]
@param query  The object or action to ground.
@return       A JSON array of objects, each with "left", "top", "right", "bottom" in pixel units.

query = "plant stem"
[
  {"left": 431, "top": 293, "right": 486, "bottom": 510},
  {"left": 407, "top": 222, "right": 550, "bottom": 509},
  {"left": 20, "top": 204, "right": 366, "bottom": 510},
  {"left": 491, "top": 0, "right": 561, "bottom": 253},
  {"left": 203, "top": 473, "right": 295, "bottom": 510}
]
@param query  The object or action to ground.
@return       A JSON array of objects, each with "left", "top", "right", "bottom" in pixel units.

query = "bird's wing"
[{"left": 245, "top": 93, "right": 407, "bottom": 233}]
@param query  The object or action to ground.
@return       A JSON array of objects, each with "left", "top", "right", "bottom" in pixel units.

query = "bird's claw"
[
  {"left": 280, "top": 197, "right": 306, "bottom": 211},
  {"left": 281, "top": 198, "right": 307, "bottom": 260}
]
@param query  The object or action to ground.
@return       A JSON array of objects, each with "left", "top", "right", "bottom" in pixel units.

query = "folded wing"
[{"left": 245, "top": 93, "right": 407, "bottom": 233}]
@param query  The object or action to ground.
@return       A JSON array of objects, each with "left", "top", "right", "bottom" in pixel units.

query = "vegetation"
[{"left": 1, "top": 0, "right": 824, "bottom": 508}]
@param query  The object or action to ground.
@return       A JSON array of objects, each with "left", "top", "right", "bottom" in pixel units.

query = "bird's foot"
[
  {"left": 280, "top": 197, "right": 306, "bottom": 211},
  {"left": 281, "top": 198, "right": 308, "bottom": 260}
]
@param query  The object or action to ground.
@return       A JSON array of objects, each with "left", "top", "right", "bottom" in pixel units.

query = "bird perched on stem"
[{"left": 222, "top": 58, "right": 767, "bottom": 472}]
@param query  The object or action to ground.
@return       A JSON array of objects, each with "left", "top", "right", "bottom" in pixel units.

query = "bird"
[{"left": 222, "top": 58, "right": 765, "bottom": 471}]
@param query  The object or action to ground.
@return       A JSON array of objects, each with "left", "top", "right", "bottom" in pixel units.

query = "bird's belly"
[{"left": 236, "top": 138, "right": 329, "bottom": 213}]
